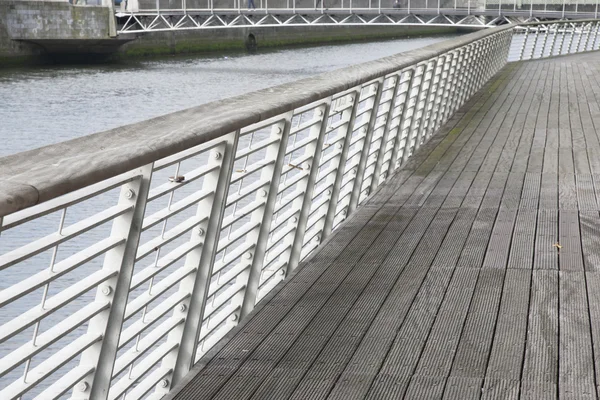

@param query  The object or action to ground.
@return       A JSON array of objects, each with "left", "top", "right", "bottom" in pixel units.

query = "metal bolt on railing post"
[
  {"left": 168, "top": 132, "right": 239, "bottom": 387},
  {"left": 348, "top": 78, "right": 384, "bottom": 213},
  {"left": 323, "top": 89, "right": 361, "bottom": 238},
  {"left": 78, "top": 164, "right": 153, "bottom": 400},
  {"left": 239, "top": 115, "right": 292, "bottom": 319}
]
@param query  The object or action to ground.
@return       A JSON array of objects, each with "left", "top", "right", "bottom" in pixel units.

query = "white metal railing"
[
  {"left": 510, "top": 19, "right": 600, "bottom": 60},
  {"left": 0, "top": 21, "right": 589, "bottom": 400}
]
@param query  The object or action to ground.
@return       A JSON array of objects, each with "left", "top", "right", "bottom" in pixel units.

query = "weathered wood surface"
[{"left": 166, "top": 52, "right": 600, "bottom": 400}]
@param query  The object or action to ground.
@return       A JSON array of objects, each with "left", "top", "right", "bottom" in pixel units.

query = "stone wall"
[
  {"left": 118, "top": 24, "right": 459, "bottom": 57},
  {"left": 0, "top": 0, "right": 114, "bottom": 64}
]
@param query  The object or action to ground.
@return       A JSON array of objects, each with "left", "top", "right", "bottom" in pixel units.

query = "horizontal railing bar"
[
  {"left": 235, "top": 136, "right": 281, "bottom": 161},
  {"left": 112, "top": 366, "right": 172, "bottom": 400},
  {"left": 33, "top": 364, "right": 94, "bottom": 400},
  {"left": 221, "top": 199, "right": 266, "bottom": 231},
  {"left": 226, "top": 178, "right": 271, "bottom": 206},
  {"left": 147, "top": 164, "right": 219, "bottom": 202},
  {"left": 216, "top": 221, "right": 261, "bottom": 253},
  {"left": 1, "top": 172, "right": 137, "bottom": 231},
  {"left": 125, "top": 265, "right": 196, "bottom": 320},
  {"left": 269, "top": 207, "right": 300, "bottom": 235},
  {"left": 289, "top": 117, "right": 323, "bottom": 137},
  {"left": 113, "top": 317, "right": 184, "bottom": 378},
  {"left": 212, "top": 241, "right": 255, "bottom": 275},
  {"left": 0, "top": 204, "right": 131, "bottom": 271},
  {"left": 259, "top": 260, "right": 288, "bottom": 287},
  {"left": 265, "top": 243, "right": 292, "bottom": 268},
  {"left": 0, "top": 236, "right": 123, "bottom": 307},
  {"left": 273, "top": 188, "right": 304, "bottom": 214},
  {"left": 208, "top": 261, "right": 251, "bottom": 297},
  {"left": 0, "top": 301, "right": 107, "bottom": 379},
  {"left": 203, "top": 282, "right": 246, "bottom": 321},
  {"left": 131, "top": 239, "right": 203, "bottom": 291},
  {"left": 266, "top": 225, "right": 295, "bottom": 254},
  {"left": 239, "top": 115, "right": 287, "bottom": 136},
  {"left": 143, "top": 188, "right": 214, "bottom": 231},
  {"left": 0, "top": 269, "right": 115, "bottom": 344},
  {"left": 285, "top": 135, "right": 318, "bottom": 156},
  {"left": 153, "top": 140, "right": 223, "bottom": 171},
  {"left": 119, "top": 291, "right": 190, "bottom": 348},
  {"left": 231, "top": 159, "right": 273, "bottom": 184},
  {"left": 277, "top": 171, "right": 310, "bottom": 194},
  {"left": 0, "top": 333, "right": 102, "bottom": 400},
  {"left": 319, "top": 147, "right": 343, "bottom": 166},
  {"left": 110, "top": 342, "right": 177, "bottom": 400},
  {"left": 198, "top": 304, "right": 240, "bottom": 342},
  {"left": 136, "top": 215, "right": 208, "bottom": 262}
]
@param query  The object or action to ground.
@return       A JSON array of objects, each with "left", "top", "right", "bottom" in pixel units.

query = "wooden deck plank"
[{"left": 168, "top": 52, "right": 600, "bottom": 400}]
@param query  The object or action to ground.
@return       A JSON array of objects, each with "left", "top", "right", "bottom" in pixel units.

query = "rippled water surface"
[{"left": 0, "top": 35, "right": 454, "bottom": 157}]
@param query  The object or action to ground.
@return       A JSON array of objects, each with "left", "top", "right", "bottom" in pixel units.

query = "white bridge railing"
[{"left": 0, "top": 21, "right": 592, "bottom": 400}]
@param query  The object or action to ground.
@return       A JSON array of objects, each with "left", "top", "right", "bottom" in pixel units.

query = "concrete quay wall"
[
  {"left": 0, "top": 0, "right": 113, "bottom": 65},
  {"left": 118, "top": 24, "right": 459, "bottom": 57}
]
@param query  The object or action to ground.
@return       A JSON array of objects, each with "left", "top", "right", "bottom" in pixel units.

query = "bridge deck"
[{"left": 168, "top": 52, "right": 600, "bottom": 399}]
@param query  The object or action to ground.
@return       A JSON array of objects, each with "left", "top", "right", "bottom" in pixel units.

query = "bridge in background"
[
  {"left": 116, "top": 0, "right": 600, "bottom": 33},
  {"left": 1, "top": 19, "right": 600, "bottom": 400}
]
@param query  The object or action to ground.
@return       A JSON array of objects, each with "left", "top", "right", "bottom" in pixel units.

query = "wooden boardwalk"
[{"left": 167, "top": 52, "right": 600, "bottom": 399}]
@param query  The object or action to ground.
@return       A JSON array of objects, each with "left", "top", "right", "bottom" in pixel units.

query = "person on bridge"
[
  {"left": 315, "top": 0, "right": 327, "bottom": 8},
  {"left": 248, "top": 0, "right": 255, "bottom": 9}
]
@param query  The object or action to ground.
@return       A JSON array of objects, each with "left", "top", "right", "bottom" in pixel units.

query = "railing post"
[
  {"left": 401, "top": 64, "right": 427, "bottom": 165},
  {"left": 76, "top": 164, "right": 153, "bottom": 400},
  {"left": 168, "top": 132, "right": 239, "bottom": 386},
  {"left": 391, "top": 67, "right": 416, "bottom": 168},
  {"left": 421, "top": 56, "right": 445, "bottom": 143},
  {"left": 530, "top": 27, "right": 540, "bottom": 59},
  {"left": 426, "top": 54, "right": 450, "bottom": 140},
  {"left": 576, "top": 22, "right": 586, "bottom": 52},
  {"left": 348, "top": 78, "right": 384, "bottom": 213},
  {"left": 433, "top": 52, "right": 454, "bottom": 133},
  {"left": 519, "top": 27, "right": 529, "bottom": 60},
  {"left": 286, "top": 100, "right": 331, "bottom": 273},
  {"left": 437, "top": 50, "right": 458, "bottom": 128},
  {"left": 412, "top": 58, "right": 439, "bottom": 153},
  {"left": 370, "top": 73, "right": 402, "bottom": 193},
  {"left": 322, "top": 89, "right": 361, "bottom": 238},
  {"left": 446, "top": 47, "right": 466, "bottom": 119},
  {"left": 540, "top": 26, "right": 550, "bottom": 57},
  {"left": 593, "top": 22, "right": 600, "bottom": 50},
  {"left": 238, "top": 115, "right": 292, "bottom": 319}
]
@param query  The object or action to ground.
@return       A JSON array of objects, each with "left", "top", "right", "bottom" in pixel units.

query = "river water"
[{"left": 0, "top": 35, "right": 454, "bottom": 158}]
